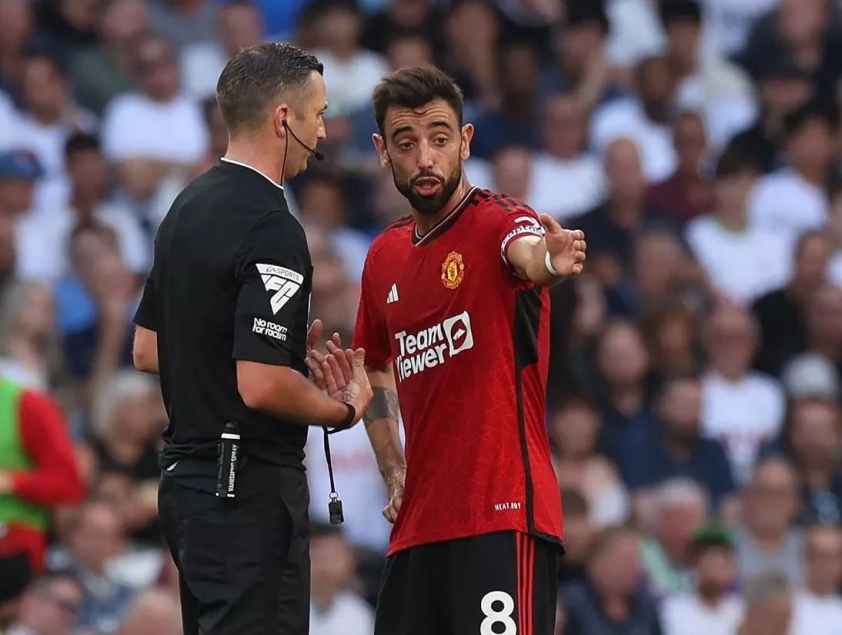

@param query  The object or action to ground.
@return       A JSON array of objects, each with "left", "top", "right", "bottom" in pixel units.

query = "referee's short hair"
[{"left": 216, "top": 42, "right": 324, "bottom": 136}]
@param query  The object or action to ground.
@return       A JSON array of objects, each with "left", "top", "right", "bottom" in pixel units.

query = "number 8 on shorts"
[{"left": 481, "top": 591, "right": 517, "bottom": 635}]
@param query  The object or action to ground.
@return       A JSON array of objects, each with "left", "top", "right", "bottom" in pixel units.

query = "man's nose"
[{"left": 417, "top": 140, "right": 435, "bottom": 169}]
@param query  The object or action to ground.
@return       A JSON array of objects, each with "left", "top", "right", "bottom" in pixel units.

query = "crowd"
[{"left": 1, "top": 0, "right": 842, "bottom": 633}]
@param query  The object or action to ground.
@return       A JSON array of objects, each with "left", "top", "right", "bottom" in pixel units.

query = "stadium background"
[{"left": 2, "top": 0, "right": 842, "bottom": 633}]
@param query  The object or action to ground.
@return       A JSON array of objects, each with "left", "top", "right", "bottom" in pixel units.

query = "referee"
[{"left": 131, "top": 43, "right": 372, "bottom": 635}]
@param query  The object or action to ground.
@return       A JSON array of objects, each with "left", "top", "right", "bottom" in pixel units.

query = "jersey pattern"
[{"left": 354, "top": 187, "right": 564, "bottom": 556}]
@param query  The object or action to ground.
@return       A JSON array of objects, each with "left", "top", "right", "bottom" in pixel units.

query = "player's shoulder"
[
  {"left": 473, "top": 188, "right": 539, "bottom": 221},
  {"left": 365, "top": 216, "right": 413, "bottom": 264}
]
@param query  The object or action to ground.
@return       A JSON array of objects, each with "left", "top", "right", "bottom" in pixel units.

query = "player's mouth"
[{"left": 412, "top": 177, "right": 443, "bottom": 196}]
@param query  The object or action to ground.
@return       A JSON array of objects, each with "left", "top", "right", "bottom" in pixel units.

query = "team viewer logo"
[
  {"left": 441, "top": 251, "right": 465, "bottom": 289},
  {"left": 256, "top": 264, "right": 303, "bottom": 314},
  {"left": 394, "top": 310, "right": 474, "bottom": 381}
]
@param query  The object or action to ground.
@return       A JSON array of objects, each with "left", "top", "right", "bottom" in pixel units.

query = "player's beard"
[{"left": 394, "top": 162, "right": 463, "bottom": 216}]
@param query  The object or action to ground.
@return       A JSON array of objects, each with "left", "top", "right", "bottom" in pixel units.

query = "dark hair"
[
  {"left": 372, "top": 65, "right": 465, "bottom": 137},
  {"left": 659, "top": 0, "right": 702, "bottom": 28},
  {"left": 783, "top": 99, "right": 838, "bottom": 140},
  {"left": 565, "top": 1, "right": 610, "bottom": 34},
  {"left": 216, "top": 42, "right": 324, "bottom": 135},
  {"left": 715, "top": 143, "right": 761, "bottom": 179},
  {"left": 65, "top": 132, "right": 100, "bottom": 159},
  {"left": 21, "top": 47, "right": 66, "bottom": 77}
]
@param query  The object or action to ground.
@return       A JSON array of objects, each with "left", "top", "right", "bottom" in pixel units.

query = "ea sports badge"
[{"left": 441, "top": 251, "right": 465, "bottom": 289}]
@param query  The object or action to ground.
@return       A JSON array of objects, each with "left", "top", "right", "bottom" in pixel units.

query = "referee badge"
[{"left": 441, "top": 251, "right": 465, "bottom": 290}]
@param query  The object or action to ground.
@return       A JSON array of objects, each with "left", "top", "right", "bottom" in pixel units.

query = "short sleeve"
[
  {"left": 497, "top": 200, "right": 545, "bottom": 270},
  {"left": 352, "top": 248, "right": 392, "bottom": 367},
  {"left": 232, "top": 212, "right": 309, "bottom": 367},
  {"left": 133, "top": 268, "right": 157, "bottom": 330}
]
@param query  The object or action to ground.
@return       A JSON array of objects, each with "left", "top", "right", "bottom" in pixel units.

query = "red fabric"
[
  {"left": 353, "top": 188, "right": 563, "bottom": 556},
  {"left": 1, "top": 389, "right": 86, "bottom": 573}
]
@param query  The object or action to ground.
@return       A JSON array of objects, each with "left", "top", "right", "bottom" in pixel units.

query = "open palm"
[{"left": 541, "top": 214, "right": 587, "bottom": 276}]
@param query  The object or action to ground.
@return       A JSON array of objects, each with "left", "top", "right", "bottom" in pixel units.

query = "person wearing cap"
[
  {"left": 660, "top": 524, "right": 744, "bottom": 635},
  {"left": 0, "top": 150, "right": 43, "bottom": 218}
]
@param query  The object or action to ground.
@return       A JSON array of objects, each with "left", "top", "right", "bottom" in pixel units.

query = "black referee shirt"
[{"left": 134, "top": 159, "right": 313, "bottom": 468}]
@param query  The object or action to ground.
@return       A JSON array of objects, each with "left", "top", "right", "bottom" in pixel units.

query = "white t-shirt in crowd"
[
  {"left": 0, "top": 90, "right": 22, "bottom": 151},
  {"left": 700, "top": 0, "right": 781, "bottom": 58},
  {"left": 701, "top": 370, "right": 786, "bottom": 486},
  {"left": 180, "top": 40, "right": 228, "bottom": 102},
  {"left": 309, "top": 592, "right": 374, "bottom": 635},
  {"left": 791, "top": 591, "right": 842, "bottom": 635},
  {"left": 749, "top": 169, "right": 828, "bottom": 240},
  {"left": 590, "top": 97, "right": 676, "bottom": 182},
  {"left": 660, "top": 593, "right": 744, "bottom": 635},
  {"left": 685, "top": 215, "right": 791, "bottom": 306},
  {"left": 101, "top": 92, "right": 208, "bottom": 164},
  {"left": 313, "top": 49, "right": 389, "bottom": 115}
]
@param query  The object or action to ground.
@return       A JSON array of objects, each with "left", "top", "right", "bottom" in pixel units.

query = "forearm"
[
  {"left": 363, "top": 366, "right": 406, "bottom": 482},
  {"left": 510, "top": 236, "right": 566, "bottom": 287}
]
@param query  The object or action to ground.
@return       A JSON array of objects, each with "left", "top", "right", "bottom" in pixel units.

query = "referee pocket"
[{"left": 173, "top": 484, "right": 230, "bottom": 591}]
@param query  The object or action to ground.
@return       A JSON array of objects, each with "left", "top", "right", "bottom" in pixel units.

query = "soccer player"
[{"left": 352, "top": 66, "right": 587, "bottom": 635}]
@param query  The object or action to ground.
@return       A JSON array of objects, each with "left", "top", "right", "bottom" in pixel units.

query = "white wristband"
[{"left": 544, "top": 251, "right": 561, "bottom": 276}]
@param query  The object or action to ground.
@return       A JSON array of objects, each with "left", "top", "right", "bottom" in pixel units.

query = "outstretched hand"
[
  {"left": 305, "top": 319, "right": 346, "bottom": 393},
  {"left": 541, "top": 214, "right": 587, "bottom": 277}
]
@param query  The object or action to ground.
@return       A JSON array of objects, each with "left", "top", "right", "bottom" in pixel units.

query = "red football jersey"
[{"left": 353, "top": 187, "right": 564, "bottom": 556}]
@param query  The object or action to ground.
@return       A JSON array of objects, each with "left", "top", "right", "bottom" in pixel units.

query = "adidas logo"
[{"left": 387, "top": 283, "right": 399, "bottom": 304}]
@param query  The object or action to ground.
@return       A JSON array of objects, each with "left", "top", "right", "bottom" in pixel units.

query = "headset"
[{"left": 282, "top": 118, "right": 324, "bottom": 161}]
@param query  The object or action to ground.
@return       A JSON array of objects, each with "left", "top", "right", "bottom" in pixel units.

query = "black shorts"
[
  {"left": 375, "top": 531, "right": 560, "bottom": 635},
  {"left": 158, "top": 459, "right": 310, "bottom": 635}
]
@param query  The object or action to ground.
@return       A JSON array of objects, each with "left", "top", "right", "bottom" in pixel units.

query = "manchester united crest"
[{"left": 441, "top": 251, "right": 465, "bottom": 289}]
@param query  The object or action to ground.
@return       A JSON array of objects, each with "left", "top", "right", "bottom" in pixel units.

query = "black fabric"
[
  {"left": 134, "top": 160, "right": 313, "bottom": 468},
  {"left": 374, "top": 531, "right": 560, "bottom": 635},
  {"left": 158, "top": 460, "right": 310, "bottom": 635}
]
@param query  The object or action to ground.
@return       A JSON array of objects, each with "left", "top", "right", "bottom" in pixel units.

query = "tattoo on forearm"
[{"left": 364, "top": 387, "right": 398, "bottom": 426}]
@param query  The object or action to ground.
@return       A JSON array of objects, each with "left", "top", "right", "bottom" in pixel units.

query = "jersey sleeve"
[
  {"left": 495, "top": 198, "right": 545, "bottom": 271},
  {"left": 353, "top": 247, "right": 392, "bottom": 367},
  {"left": 133, "top": 265, "right": 157, "bottom": 330},
  {"left": 232, "top": 212, "right": 309, "bottom": 367}
]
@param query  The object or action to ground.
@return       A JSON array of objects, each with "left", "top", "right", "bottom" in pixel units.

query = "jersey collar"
[{"left": 220, "top": 158, "right": 284, "bottom": 190}]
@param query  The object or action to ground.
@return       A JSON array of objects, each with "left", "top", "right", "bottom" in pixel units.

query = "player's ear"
[
  {"left": 460, "top": 124, "right": 474, "bottom": 162},
  {"left": 372, "top": 134, "right": 390, "bottom": 168}
]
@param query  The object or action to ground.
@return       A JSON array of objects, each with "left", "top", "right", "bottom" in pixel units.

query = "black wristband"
[{"left": 329, "top": 402, "right": 356, "bottom": 433}]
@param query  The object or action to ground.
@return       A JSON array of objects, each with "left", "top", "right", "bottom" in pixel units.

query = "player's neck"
[
  {"left": 411, "top": 177, "right": 473, "bottom": 236},
  {"left": 224, "top": 137, "right": 285, "bottom": 187}
]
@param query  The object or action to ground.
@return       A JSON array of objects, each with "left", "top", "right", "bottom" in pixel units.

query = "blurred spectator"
[
  {"left": 0, "top": 377, "right": 85, "bottom": 574},
  {"left": 360, "top": 0, "right": 443, "bottom": 56},
  {"left": 114, "top": 589, "right": 181, "bottom": 635},
  {"left": 54, "top": 501, "right": 135, "bottom": 634},
  {"left": 790, "top": 524, "right": 842, "bottom": 634},
  {"left": 700, "top": 304, "right": 785, "bottom": 485},
  {"left": 590, "top": 319, "right": 656, "bottom": 466},
  {"left": 550, "top": 397, "right": 630, "bottom": 528},
  {"left": 560, "top": 525, "right": 663, "bottom": 635},
  {"left": 180, "top": 0, "right": 264, "bottom": 101},
  {"left": 309, "top": 523, "right": 374, "bottom": 635},
  {"left": 735, "top": 457, "right": 806, "bottom": 586},
  {"left": 645, "top": 111, "right": 715, "bottom": 226},
  {"left": 146, "top": 0, "right": 219, "bottom": 51},
  {"left": 100, "top": 32, "right": 208, "bottom": 213},
  {"left": 659, "top": 524, "right": 744, "bottom": 635},
  {"left": 749, "top": 100, "right": 836, "bottom": 240},
  {"left": 0, "top": 0, "right": 36, "bottom": 104},
  {"left": 795, "top": 283, "right": 842, "bottom": 374},
  {"left": 760, "top": 395, "right": 842, "bottom": 525},
  {"left": 660, "top": 1, "right": 756, "bottom": 150},
  {"left": 488, "top": 144, "right": 533, "bottom": 202},
  {"left": 195, "top": 97, "right": 228, "bottom": 175},
  {"left": 639, "top": 478, "right": 708, "bottom": 600},
  {"left": 619, "top": 372, "right": 737, "bottom": 515},
  {"left": 16, "top": 50, "right": 97, "bottom": 211},
  {"left": 312, "top": 0, "right": 389, "bottom": 116},
  {"left": 752, "top": 230, "right": 832, "bottom": 376},
  {"left": 640, "top": 300, "right": 703, "bottom": 380},
  {"left": 69, "top": 0, "right": 146, "bottom": 116},
  {"left": 3, "top": 571, "right": 83, "bottom": 635},
  {"left": 34, "top": 0, "right": 101, "bottom": 56},
  {"left": 0, "top": 281, "right": 62, "bottom": 391},
  {"left": 441, "top": 0, "right": 500, "bottom": 106},
  {"left": 738, "top": 572, "right": 794, "bottom": 635},
  {"left": 685, "top": 143, "right": 790, "bottom": 305},
  {"left": 557, "top": 488, "right": 595, "bottom": 587},
  {"left": 591, "top": 56, "right": 678, "bottom": 182}
]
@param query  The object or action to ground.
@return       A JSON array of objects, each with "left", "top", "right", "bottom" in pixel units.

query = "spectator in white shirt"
[
  {"left": 17, "top": 50, "right": 98, "bottom": 212},
  {"left": 790, "top": 524, "right": 842, "bottom": 635},
  {"left": 660, "top": 524, "right": 744, "bottom": 635},
  {"left": 180, "top": 0, "right": 264, "bottom": 102},
  {"left": 749, "top": 100, "right": 836, "bottom": 241},
  {"left": 700, "top": 305, "right": 785, "bottom": 485},
  {"left": 115, "top": 589, "right": 182, "bottom": 635},
  {"left": 309, "top": 523, "right": 375, "bottom": 635},
  {"left": 685, "top": 144, "right": 790, "bottom": 306},
  {"left": 738, "top": 572, "right": 794, "bottom": 635},
  {"left": 101, "top": 33, "right": 208, "bottom": 209}
]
